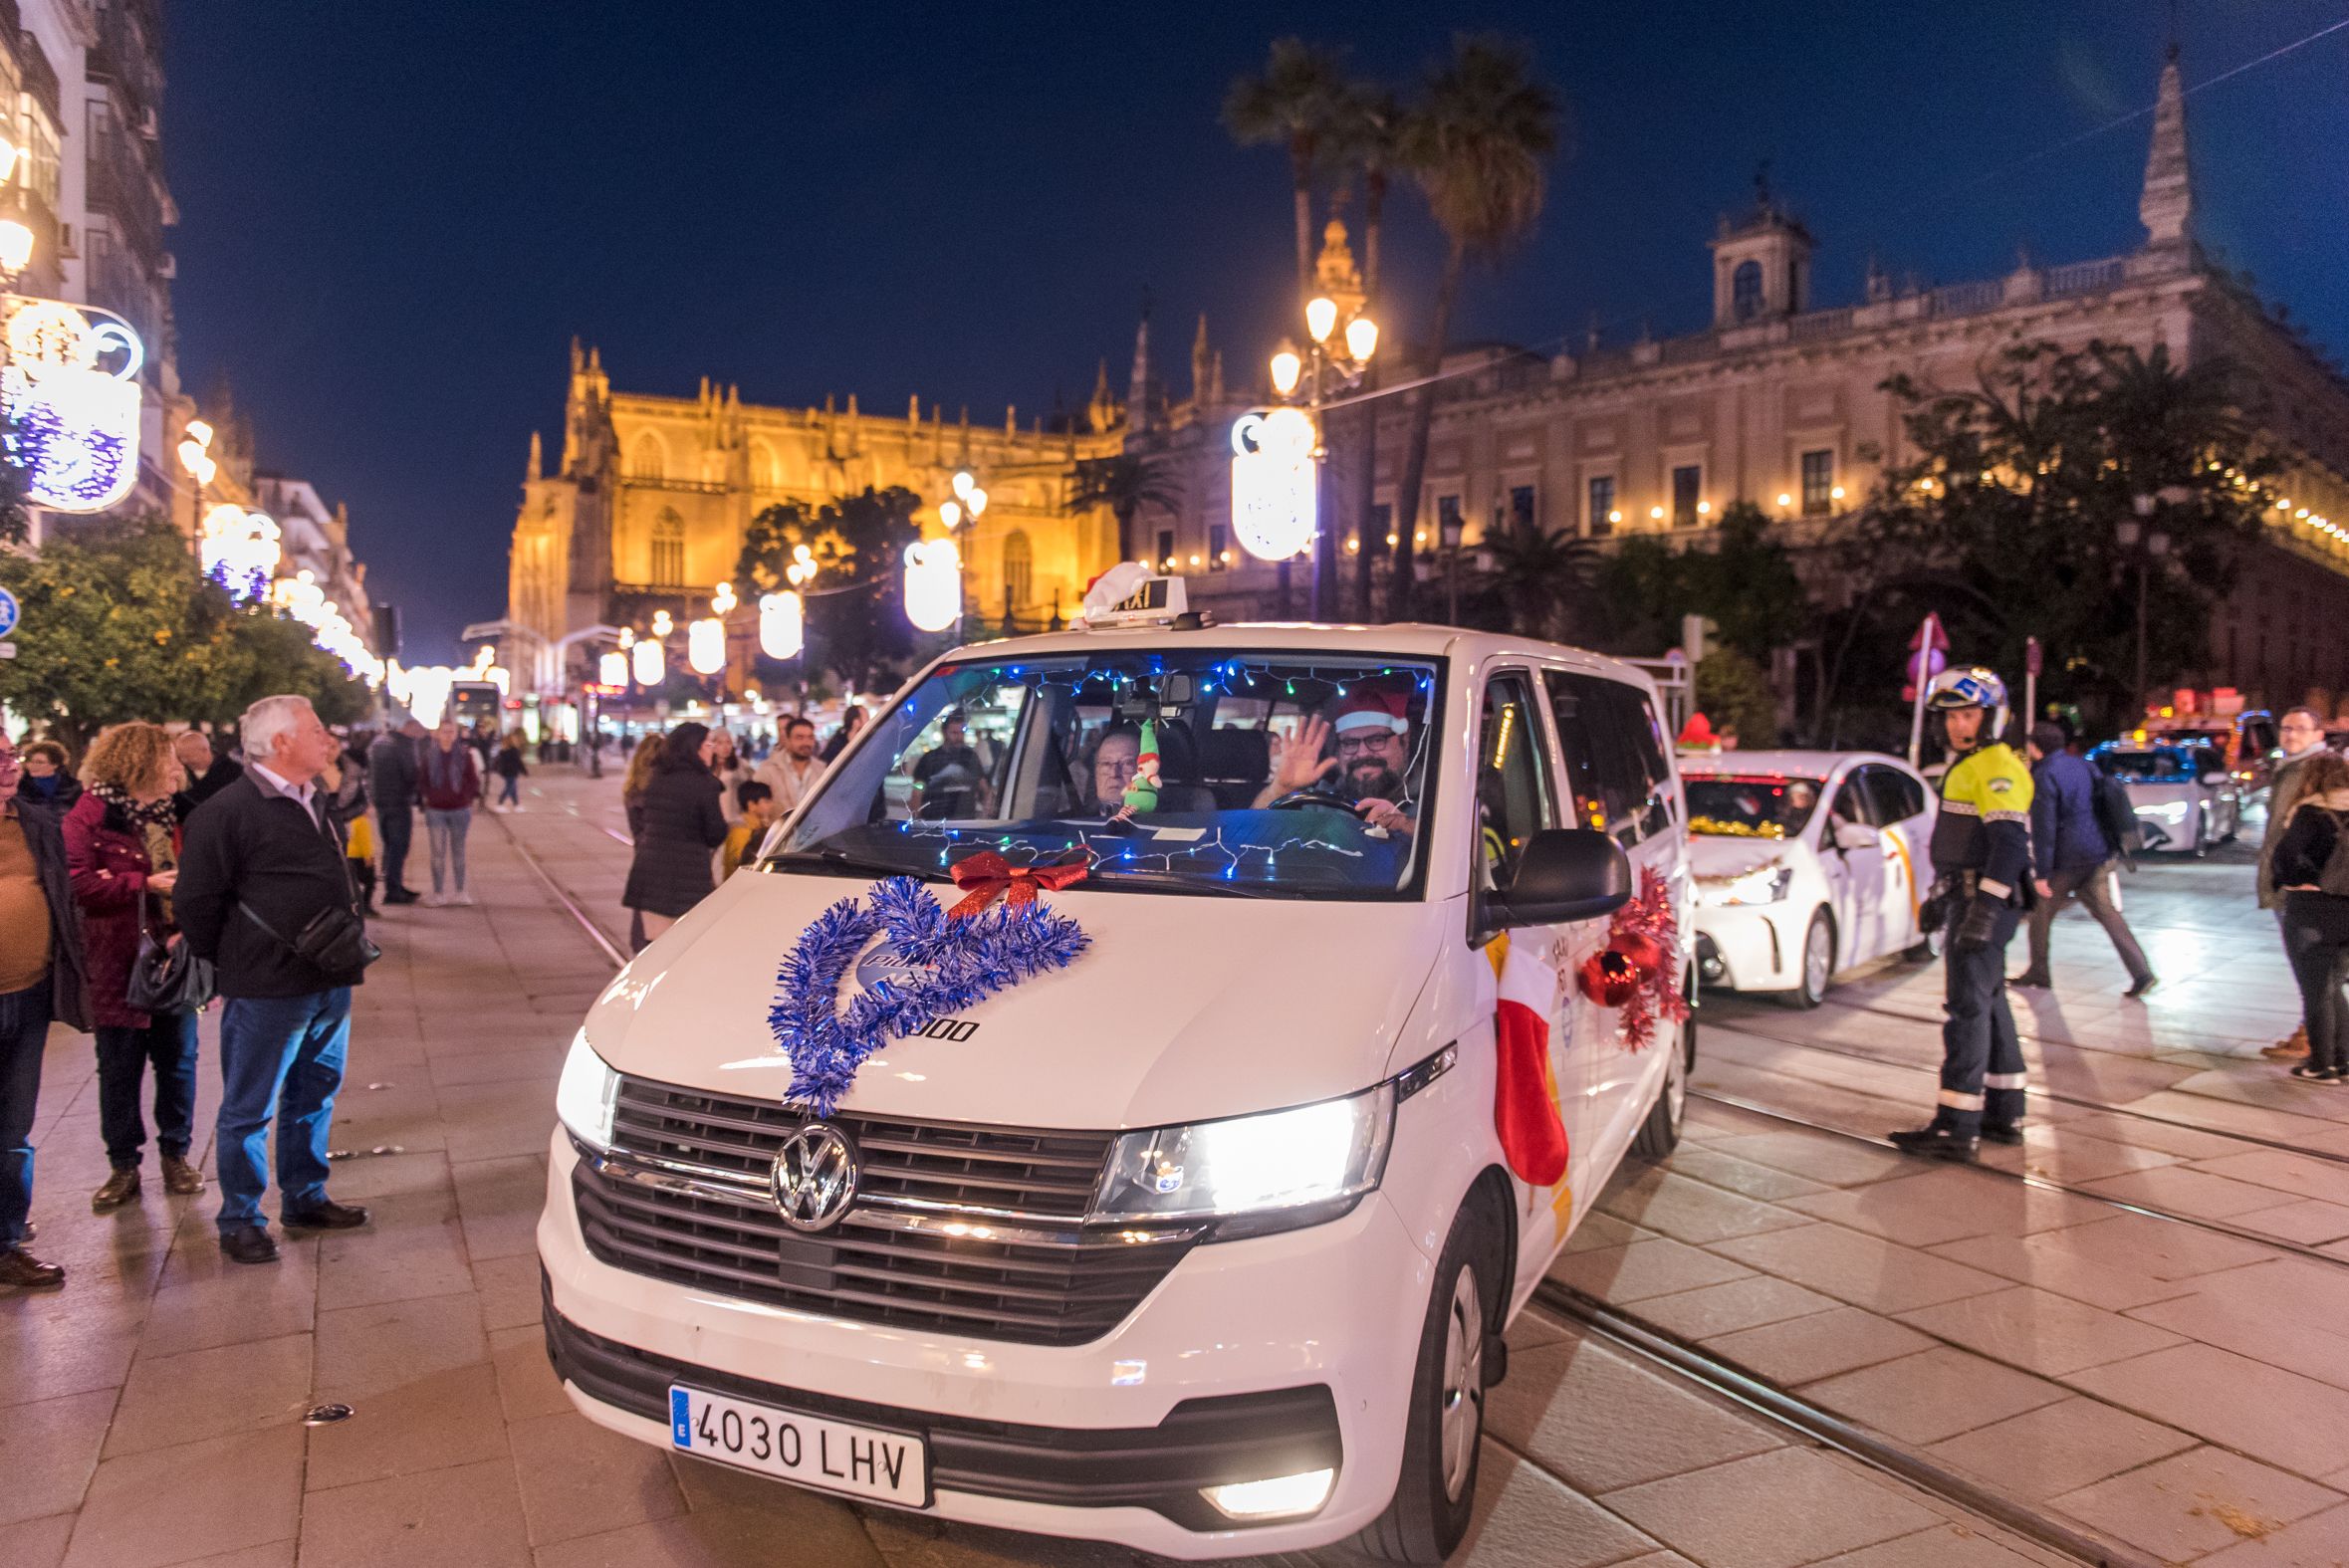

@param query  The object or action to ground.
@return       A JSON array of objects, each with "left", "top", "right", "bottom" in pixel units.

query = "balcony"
[
  {"left": 84, "top": 109, "right": 164, "bottom": 273},
  {"left": 87, "top": 0, "right": 164, "bottom": 130}
]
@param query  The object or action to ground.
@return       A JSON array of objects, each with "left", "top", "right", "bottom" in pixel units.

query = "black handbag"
[
  {"left": 124, "top": 897, "right": 215, "bottom": 1014},
  {"left": 240, "top": 900, "right": 381, "bottom": 977}
]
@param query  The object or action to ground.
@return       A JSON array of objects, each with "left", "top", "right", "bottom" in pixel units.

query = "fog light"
[{"left": 1202, "top": 1467, "right": 1336, "bottom": 1520}]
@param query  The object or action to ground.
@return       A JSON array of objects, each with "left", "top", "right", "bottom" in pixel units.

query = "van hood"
[
  {"left": 582, "top": 870, "right": 1450, "bottom": 1132},
  {"left": 1687, "top": 834, "right": 1792, "bottom": 882}
]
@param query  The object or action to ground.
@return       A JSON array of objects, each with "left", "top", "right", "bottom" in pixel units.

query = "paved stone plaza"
[{"left": 6, "top": 770, "right": 2347, "bottom": 1567}]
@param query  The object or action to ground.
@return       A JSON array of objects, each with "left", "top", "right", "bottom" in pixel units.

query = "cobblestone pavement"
[{"left": 8, "top": 767, "right": 2333, "bottom": 1566}]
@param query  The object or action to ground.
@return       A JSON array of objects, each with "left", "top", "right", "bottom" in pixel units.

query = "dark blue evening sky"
[{"left": 164, "top": 2, "right": 2349, "bottom": 662}]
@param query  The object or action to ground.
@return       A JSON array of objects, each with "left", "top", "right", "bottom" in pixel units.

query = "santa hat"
[{"left": 1332, "top": 689, "right": 1410, "bottom": 736}]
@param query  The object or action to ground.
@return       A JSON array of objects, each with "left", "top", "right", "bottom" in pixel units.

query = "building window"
[
  {"left": 749, "top": 441, "right": 779, "bottom": 491},
  {"left": 1587, "top": 476, "right": 1615, "bottom": 537},
  {"left": 1372, "top": 502, "right": 1393, "bottom": 549},
  {"left": 1437, "top": 494, "right": 1463, "bottom": 549},
  {"left": 1208, "top": 523, "right": 1229, "bottom": 571},
  {"left": 1672, "top": 465, "right": 1702, "bottom": 527},
  {"left": 1801, "top": 449, "right": 1835, "bottom": 515},
  {"left": 628, "top": 431, "right": 667, "bottom": 482},
  {"left": 1002, "top": 530, "right": 1033, "bottom": 611},
  {"left": 1505, "top": 485, "right": 1536, "bottom": 533},
  {"left": 650, "top": 509, "right": 685, "bottom": 587},
  {"left": 1156, "top": 528, "right": 1176, "bottom": 571},
  {"left": 1732, "top": 260, "right": 1763, "bottom": 323}
]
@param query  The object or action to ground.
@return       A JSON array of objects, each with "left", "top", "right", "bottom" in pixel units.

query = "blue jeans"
[
  {"left": 497, "top": 775, "right": 521, "bottom": 806},
  {"left": 424, "top": 807, "right": 471, "bottom": 893},
  {"left": 0, "top": 975, "right": 52, "bottom": 1248},
  {"left": 215, "top": 989, "right": 351, "bottom": 1232},
  {"left": 96, "top": 1011, "right": 200, "bottom": 1167}
]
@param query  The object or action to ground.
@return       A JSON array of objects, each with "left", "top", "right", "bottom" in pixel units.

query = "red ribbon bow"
[{"left": 946, "top": 851, "right": 1089, "bottom": 919}]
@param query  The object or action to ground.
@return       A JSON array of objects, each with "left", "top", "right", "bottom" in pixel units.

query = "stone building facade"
[{"left": 504, "top": 342, "right": 1136, "bottom": 694}]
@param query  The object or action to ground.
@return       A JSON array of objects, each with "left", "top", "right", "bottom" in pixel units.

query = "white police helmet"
[{"left": 1925, "top": 666, "right": 2010, "bottom": 736}]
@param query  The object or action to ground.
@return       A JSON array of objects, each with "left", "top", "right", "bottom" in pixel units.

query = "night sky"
[{"left": 165, "top": 2, "right": 2349, "bottom": 663}]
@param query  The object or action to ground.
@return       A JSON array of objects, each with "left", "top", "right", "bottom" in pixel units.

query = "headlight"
[
  {"left": 1092, "top": 1084, "right": 1395, "bottom": 1235},
  {"left": 1700, "top": 864, "right": 1793, "bottom": 907},
  {"left": 2136, "top": 800, "right": 2189, "bottom": 821},
  {"left": 556, "top": 1028, "right": 620, "bottom": 1152}
]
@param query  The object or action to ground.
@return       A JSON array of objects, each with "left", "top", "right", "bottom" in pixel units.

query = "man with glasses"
[
  {"left": 2262, "top": 707, "right": 2334, "bottom": 1061},
  {"left": 1256, "top": 690, "right": 1418, "bottom": 836}
]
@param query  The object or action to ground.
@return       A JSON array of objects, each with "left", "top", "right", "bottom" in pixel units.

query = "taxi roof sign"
[{"left": 1075, "top": 562, "right": 1192, "bottom": 629}]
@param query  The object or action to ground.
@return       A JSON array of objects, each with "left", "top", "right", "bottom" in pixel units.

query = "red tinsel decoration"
[{"left": 1608, "top": 868, "right": 1692, "bottom": 1051}]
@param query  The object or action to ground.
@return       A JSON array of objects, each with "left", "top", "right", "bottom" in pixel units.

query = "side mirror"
[
  {"left": 1831, "top": 819, "right": 1881, "bottom": 852},
  {"left": 1482, "top": 828, "right": 1632, "bottom": 936}
]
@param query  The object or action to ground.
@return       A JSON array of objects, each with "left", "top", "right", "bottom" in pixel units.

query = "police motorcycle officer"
[{"left": 1892, "top": 667, "right": 2035, "bottom": 1162}]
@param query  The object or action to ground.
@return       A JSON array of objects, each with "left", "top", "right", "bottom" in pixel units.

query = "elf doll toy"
[{"left": 1113, "top": 720, "right": 1162, "bottom": 821}]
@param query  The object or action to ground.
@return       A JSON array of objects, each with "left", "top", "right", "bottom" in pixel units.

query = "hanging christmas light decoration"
[
  {"left": 687, "top": 616, "right": 725, "bottom": 675},
  {"left": 759, "top": 590, "right": 805, "bottom": 659},
  {"left": 200, "top": 504, "right": 282, "bottom": 600},
  {"left": 0, "top": 299, "right": 144, "bottom": 514},
  {"left": 903, "top": 539, "right": 961, "bottom": 632},
  {"left": 632, "top": 636, "right": 665, "bottom": 686},
  {"left": 598, "top": 651, "right": 628, "bottom": 687},
  {"left": 1229, "top": 406, "right": 1318, "bottom": 560}
]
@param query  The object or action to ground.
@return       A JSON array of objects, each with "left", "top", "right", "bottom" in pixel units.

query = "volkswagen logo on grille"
[{"left": 770, "top": 1122, "right": 858, "bottom": 1232}]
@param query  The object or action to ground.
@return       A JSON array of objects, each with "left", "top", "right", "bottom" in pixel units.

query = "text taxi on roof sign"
[{"left": 540, "top": 585, "right": 1695, "bottom": 1562}]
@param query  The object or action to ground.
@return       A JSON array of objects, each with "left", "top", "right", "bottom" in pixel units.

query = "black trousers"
[
  {"left": 2024, "top": 860, "right": 2152, "bottom": 986},
  {"left": 2282, "top": 892, "right": 2349, "bottom": 1075},
  {"left": 95, "top": 1011, "right": 200, "bottom": 1167},
  {"left": 1940, "top": 901, "right": 2026, "bottom": 1134},
  {"left": 378, "top": 804, "right": 414, "bottom": 894}
]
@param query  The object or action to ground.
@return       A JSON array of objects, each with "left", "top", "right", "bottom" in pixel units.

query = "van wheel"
[
  {"left": 1634, "top": 1011, "right": 1694, "bottom": 1159},
  {"left": 1779, "top": 910, "right": 1832, "bottom": 1009},
  {"left": 1357, "top": 1199, "right": 1500, "bottom": 1564}
]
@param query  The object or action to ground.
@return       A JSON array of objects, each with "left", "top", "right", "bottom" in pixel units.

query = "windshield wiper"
[{"left": 763, "top": 848, "right": 943, "bottom": 881}]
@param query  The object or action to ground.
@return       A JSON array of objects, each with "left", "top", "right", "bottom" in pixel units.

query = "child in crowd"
[{"left": 721, "top": 781, "right": 778, "bottom": 877}]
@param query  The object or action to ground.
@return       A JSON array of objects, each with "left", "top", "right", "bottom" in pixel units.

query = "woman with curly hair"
[{"left": 64, "top": 722, "right": 204, "bottom": 1210}]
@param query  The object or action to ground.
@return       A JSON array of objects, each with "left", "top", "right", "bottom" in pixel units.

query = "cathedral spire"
[
  {"left": 2139, "top": 47, "right": 2192, "bottom": 252},
  {"left": 527, "top": 430, "right": 542, "bottom": 483},
  {"left": 1126, "top": 303, "right": 1152, "bottom": 435},
  {"left": 1191, "top": 314, "right": 1210, "bottom": 405}
]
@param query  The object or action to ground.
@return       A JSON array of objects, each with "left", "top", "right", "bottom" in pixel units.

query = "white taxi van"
[
  {"left": 538, "top": 613, "right": 1695, "bottom": 1563},
  {"left": 1682, "top": 750, "right": 1936, "bottom": 1008}
]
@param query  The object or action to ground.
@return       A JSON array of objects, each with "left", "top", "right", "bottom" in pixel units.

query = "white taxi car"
[
  {"left": 538, "top": 617, "right": 1697, "bottom": 1562},
  {"left": 1682, "top": 750, "right": 1935, "bottom": 1008},
  {"left": 2088, "top": 740, "right": 2242, "bottom": 854}
]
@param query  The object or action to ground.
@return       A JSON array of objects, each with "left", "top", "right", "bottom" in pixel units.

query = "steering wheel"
[{"left": 1267, "top": 788, "right": 1366, "bottom": 816}]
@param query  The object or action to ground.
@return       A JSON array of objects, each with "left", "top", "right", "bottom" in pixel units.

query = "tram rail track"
[
  {"left": 1524, "top": 1283, "right": 2160, "bottom": 1568},
  {"left": 1708, "top": 1004, "right": 2349, "bottom": 1170}
]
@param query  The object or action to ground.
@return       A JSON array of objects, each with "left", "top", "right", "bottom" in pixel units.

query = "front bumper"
[
  {"left": 1693, "top": 903, "right": 1805, "bottom": 992},
  {"left": 537, "top": 1129, "right": 1437, "bottom": 1557}
]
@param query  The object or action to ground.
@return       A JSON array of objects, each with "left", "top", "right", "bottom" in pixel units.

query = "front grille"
[
  {"left": 611, "top": 1079, "right": 1109, "bottom": 1219},
  {"left": 576, "top": 1075, "right": 1193, "bottom": 1347}
]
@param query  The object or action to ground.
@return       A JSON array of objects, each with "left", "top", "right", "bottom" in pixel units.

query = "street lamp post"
[
  {"left": 936, "top": 469, "right": 987, "bottom": 636},
  {"left": 2120, "top": 494, "right": 2172, "bottom": 718},
  {"left": 1439, "top": 507, "right": 1466, "bottom": 626},
  {"left": 1266, "top": 248, "right": 1377, "bottom": 620}
]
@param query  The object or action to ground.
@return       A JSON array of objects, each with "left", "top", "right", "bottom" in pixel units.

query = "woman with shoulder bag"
[
  {"left": 2272, "top": 751, "right": 2349, "bottom": 1084},
  {"left": 64, "top": 723, "right": 206, "bottom": 1209},
  {"left": 621, "top": 723, "right": 730, "bottom": 945},
  {"left": 419, "top": 718, "right": 482, "bottom": 906}
]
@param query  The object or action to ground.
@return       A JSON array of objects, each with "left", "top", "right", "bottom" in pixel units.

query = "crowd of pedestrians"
[{"left": 0, "top": 695, "right": 595, "bottom": 1289}]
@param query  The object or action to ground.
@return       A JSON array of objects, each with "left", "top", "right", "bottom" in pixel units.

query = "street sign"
[
  {"left": 0, "top": 585, "right": 18, "bottom": 640},
  {"left": 0, "top": 642, "right": 15, "bottom": 660}
]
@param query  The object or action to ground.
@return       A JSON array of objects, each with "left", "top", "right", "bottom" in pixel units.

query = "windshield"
[
  {"left": 2094, "top": 748, "right": 2188, "bottom": 781},
  {"left": 775, "top": 648, "right": 1443, "bottom": 899},
  {"left": 1685, "top": 775, "right": 1825, "bottom": 839}
]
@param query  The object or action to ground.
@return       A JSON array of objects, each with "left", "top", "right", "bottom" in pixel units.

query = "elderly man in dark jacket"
[
  {"left": 2013, "top": 722, "right": 2156, "bottom": 997},
  {"left": 366, "top": 717, "right": 424, "bottom": 905},
  {"left": 2260, "top": 707, "right": 2333, "bottom": 1058},
  {"left": 179, "top": 696, "right": 374, "bottom": 1265},
  {"left": 0, "top": 731, "right": 94, "bottom": 1288}
]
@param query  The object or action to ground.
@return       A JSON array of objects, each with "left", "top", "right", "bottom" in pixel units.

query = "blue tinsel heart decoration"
[{"left": 768, "top": 877, "right": 1088, "bottom": 1115}]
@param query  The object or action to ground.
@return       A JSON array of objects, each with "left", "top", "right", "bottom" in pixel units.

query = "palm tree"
[
  {"left": 1388, "top": 36, "right": 1562, "bottom": 620},
  {"left": 1221, "top": 39, "right": 1348, "bottom": 292},
  {"left": 1477, "top": 518, "right": 1597, "bottom": 639},
  {"left": 1330, "top": 81, "right": 1402, "bottom": 620},
  {"left": 1065, "top": 452, "right": 1185, "bottom": 563}
]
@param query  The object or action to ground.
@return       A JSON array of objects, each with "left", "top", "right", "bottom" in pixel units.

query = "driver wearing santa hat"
[{"left": 1253, "top": 689, "right": 1418, "bottom": 836}]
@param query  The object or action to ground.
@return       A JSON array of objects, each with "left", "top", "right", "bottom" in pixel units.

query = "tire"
[
  {"left": 1356, "top": 1197, "right": 1501, "bottom": 1564},
  {"left": 1778, "top": 909, "right": 1833, "bottom": 1009},
  {"left": 1633, "top": 1009, "right": 1694, "bottom": 1159}
]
